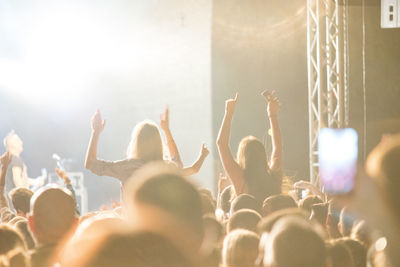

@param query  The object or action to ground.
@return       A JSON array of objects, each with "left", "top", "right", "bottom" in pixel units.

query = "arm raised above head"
[
  {"left": 182, "top": 143, "right": 209, "bottom": 176},
  {"left": 262, "top": 90, "right": 283, "bottom": 175},
  {"left": 160, "top": 106, "right": 183, "bottom": 168},
  {"left": 216, "top": 93, "right": 245, "bottom": 194},
  {"left": 85, "top": 110, "right": 106, "bottom": 170}
]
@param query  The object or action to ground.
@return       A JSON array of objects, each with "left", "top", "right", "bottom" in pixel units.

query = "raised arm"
[
  {"left": 85, "top": 110, "right": 106, "bottom": 169},
  {"left": 216, "top": 93, "right": 245, "bottom": 193},
  {"left": 262, "top": 90, "right": 283, "bottom": 174},
  {"left": 160, "top": 106, "right": 183, "bottom": 168},
  {"left": 0, "top": 152, "right": 12, "bottom": 209},
  {"left": 182, "top": 143, "right": 210, "bottom": 176},
  {"left": 56, "top": 167, "right": 80, "bottom": 215}
]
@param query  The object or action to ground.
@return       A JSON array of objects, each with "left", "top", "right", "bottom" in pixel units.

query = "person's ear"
[{"left": 28, "top": 215, "right": 35, "bottom": 233}]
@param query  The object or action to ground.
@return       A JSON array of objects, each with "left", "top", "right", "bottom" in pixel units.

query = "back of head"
[
  {"left": 228, "top": 209, "right": 261, "bottom": 233},
  {"left": 231, "top": 194, "right": 262, "bottom": 215},
  {"left": 30, "top": 186, "right": 76, "bottom": 244},
  {"left": 264, "top": 217, "right": 326, "bottom": 267},
  {"left": 262, "top": 194, "right": 297, "bottom": 217},
  {"left": 124, "top": 163, "right": 204, "bottom": 252},
  {"left": 126, "top": 121, "right": 163, "bottom": 162},
  {"left": 351, "top": 220, "right": 371, "bottom": 248},
  {"left": 237, "top": 136, "right": 281, "bottom": 202},
  {"left": 223, "top": 229, "right": 259, "bottom": 267},
  {"left": 310, "top": 203, "right": 329, "bottom": 227},
  {"left": 203, "top": 215, "right": 224, "bottom": 245},
  {"left": 299, "top": 195, "right": 324, "bottom": 214},
  {"left": 0, "top": 209, "right": 15, "bottom": 223},
  {"left": 257, "top": 208, "right": 308, "bottom": 234},
  {"left": 220, "top": 185, "right": 234, "bottom": 214},
  {"left": 72, "top": 231, "right": 193, "bottom": 267},
  {"left": 199, "top": 188, "right": 215, "bottom": 203},
  {"left": 0, "top": 248, "right": 28, "bottom": 267},
  {"left": 326, "top": 240, "right": 355, "bottom": 267},
  {"left": 0, "top": 224, "right": 25, "bottom": 255},
  {"left": 335, "top": 238, "right": 367, "bottom": 267},
  {"left": 15, "top": 220, "right": 35, "bottom": 250},
  {"left": 9, "top": 188, "right": 33, "bottom": 216},
  {"left": 200, "top": 192, "right": 216, "bottom": 215},
  {"left": 366, "top": 135, "right": 400, "bottom": 223}
]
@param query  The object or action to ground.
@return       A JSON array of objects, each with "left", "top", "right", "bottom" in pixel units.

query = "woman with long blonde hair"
[{"left": 85, "top": 107, "right": 209, "bottom": 187}]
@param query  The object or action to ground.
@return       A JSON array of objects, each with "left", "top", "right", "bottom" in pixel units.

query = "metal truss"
[{"left": 307, "top": 0, "right": 349, "bottom": 184}]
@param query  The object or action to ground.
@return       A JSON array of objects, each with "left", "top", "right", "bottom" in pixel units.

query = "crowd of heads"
[{"left": 0, "top": 98, "right": 399, "bottom": 267}]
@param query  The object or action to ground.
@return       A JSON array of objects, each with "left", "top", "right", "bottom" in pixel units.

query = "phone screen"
[{"left": 318, "top": 128, "right": 358, "bottom": 194}]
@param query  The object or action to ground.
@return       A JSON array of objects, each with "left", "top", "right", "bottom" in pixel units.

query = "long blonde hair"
[{"left": 126, "top": 121, "right": 163, "bottom": 162}]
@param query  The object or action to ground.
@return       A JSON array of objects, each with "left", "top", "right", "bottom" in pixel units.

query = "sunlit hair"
[
  {"left": 126, "top": 121, "right": 164, "bottom": 162},
  {"left": 222, "top": 229, "right": 259, "bottom": 267},
  {"left": 3, "top": 130, "right": 21, "bottom": 149},
  {"left": 236, "top": 136, "right": 281, "bottom": 201}
]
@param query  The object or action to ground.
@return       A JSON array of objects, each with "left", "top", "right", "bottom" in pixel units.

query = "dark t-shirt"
[{"left": 5, "top": 156, "right": 25, "bottom": 194}]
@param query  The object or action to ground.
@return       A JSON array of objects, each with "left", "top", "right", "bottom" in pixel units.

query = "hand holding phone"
[{"left": 318, "top": 128, "right": 358, "bottom": 194}]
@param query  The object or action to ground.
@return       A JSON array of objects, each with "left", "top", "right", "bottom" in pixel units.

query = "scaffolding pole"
[{"left": 307, "top": 0, "right": 348, "bottom": 184}]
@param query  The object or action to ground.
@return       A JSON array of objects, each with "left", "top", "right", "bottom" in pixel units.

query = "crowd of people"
[{"left": 0, "top": 90, "right": 399, "bottom": 267}]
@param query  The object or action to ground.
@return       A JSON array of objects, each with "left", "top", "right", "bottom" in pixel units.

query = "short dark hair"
[
  {"left": 231, "top": 194, "right": 262, "bottom": 215},
  {"left": 220, "top": 185, "right": 234, "bottom": 214},
  {"left": 262, "top": 194, "right": 297, "bottom": 216},
  {"left": 310, "top": 203, "right": 329, "bottom": 226},
  {"left": 0, "top": 224, "right": 26, "bottom": 254},
  {"left": 299, "top": 195, "right": 324, "bottom": 213},
  {"left": 227, "top": 209, "right": 261, "bottom": 233},
  {"left": 326, "top": 239, "right": 355, "bottom": 267},
  {"left": 15, "top": 220, "right": 36, "bottom": 250},
  {"left": 9, "top": 187, "right": 33, "bottom": 215},
  {"left": 334, "top": 237, "right": 367, "bottom": 267},
  {"left": 257, "top": 208, "right": 308, "bottom": 234}
]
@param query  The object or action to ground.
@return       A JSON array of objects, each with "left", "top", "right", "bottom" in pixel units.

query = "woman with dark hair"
[{"left": 216, "top": 91, "right": 283, "bottom": 204}]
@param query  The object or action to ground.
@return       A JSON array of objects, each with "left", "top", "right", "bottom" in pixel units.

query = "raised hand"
[
  {"left": 262, "top": 90, "right": 280, "bottom": 117},
  {"left": 55, "top": 167, "right": 71, "bottom": 184},
  {"left": 225, "top": 92, "right": 239, "bottom": 115},
  {"left": 91, "top": 110, "right": 106, "bottom": 134},
  {"left": 200, "top": 143, "right": 210, "bottom": 158},
  {"left": 160, "top": 106, "right": 170, "bottom": 131},
  {"left": 294, "top": 180, "right": 324, "bottom": 200},
  {"left": 0, "top": 151, "right": 12, "bottom": 169},
  {"left": 218, "top": 172, "right": 231, "bottom": 194}
]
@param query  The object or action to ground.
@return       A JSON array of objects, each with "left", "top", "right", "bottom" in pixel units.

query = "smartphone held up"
[{"left": 318, "top": 128, "right": 358, "bottom": 195}]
